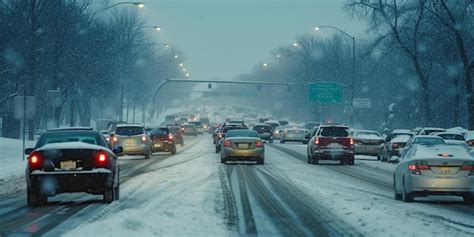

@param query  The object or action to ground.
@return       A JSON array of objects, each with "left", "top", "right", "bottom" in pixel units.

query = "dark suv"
[
  {"left": 149, "top": 127, "right": 177, "bottom": 154},
  {"left": 252, "top": 124, "right": 273, "bottom": 143},
  {"left": 306, "top": 125, "right": 355, "bottom": 165}
]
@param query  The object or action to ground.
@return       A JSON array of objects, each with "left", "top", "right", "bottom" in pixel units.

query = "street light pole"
[{"left": 315, "top": 26, "right": 356, "bottom": 125}]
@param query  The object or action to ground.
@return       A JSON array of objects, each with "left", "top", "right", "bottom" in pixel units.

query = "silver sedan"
[
  {"left": 393, "top": 144, "right": 474, "bottom": 203},
  {"left": 220, "top": 130, "right": 264, "bottom": 165}
]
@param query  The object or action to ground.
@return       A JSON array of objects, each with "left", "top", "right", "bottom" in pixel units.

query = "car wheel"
[
  {"left": 103, "top": 187, "right": 115, "bottom": 203},
  {"left": 27, "top": 188, "right": 47, "bottom": 207},
  {"left": 377, "top": 155, "right": 381, "bottom": 161},
  {"left": 280, "top": 139, "right": 285, "bottom": 144},
  {"left": 171, "top": 146, "right": 177, "bottom": 155},
  {"left": 257, "top": 159, "right": 264, "bottom": 165},
  {"left": 221, "top": 157, "right": 226, "bottom": 164},
  {"left": 402, "top": 179, "right": 414, "bottom": 202},
  {"left": 114, "top": 183, "right": 120, "bottom": 201},
  {"left": 393, "top": 176, "right": 402, "bottom": 200},
  {"left": 349, "top": 158, "right": 355, "bottom": 165},
  {"left": 269, "top": 139, "right": 273, "bottom": 143},
  {"left": 463, "top": 194, "right": 474, "bottom": 204}
]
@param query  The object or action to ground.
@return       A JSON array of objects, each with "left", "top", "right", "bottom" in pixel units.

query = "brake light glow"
[
  {"left": 218, "top": 134, "right": 223, "bottom": 138},
  {"left": 28, "top": 151, "right": 42, "bottom": 170},
  {"left": 96, "top": 151, "right": 108, "bottom": 167},
  {"left": 349, "top": 138, "right": 354, "bottom": 146},
  {"left": 408, "top": 162, "right": 429, "bottom": 175},
  {"left": 256, "top": 140, "right": 263, "bottom": 147},
  {"left": 223, "top": 140, "right": 232, "bottom": 147},
  {"left": 168, "top": 134, "right": 174, "bottom": 141},
  {"left": 314, "top": 137, "right": 320, "bottom": 145}
]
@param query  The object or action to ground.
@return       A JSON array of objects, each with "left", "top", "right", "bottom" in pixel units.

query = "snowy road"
[{"left": 1, "top": 137, "right": 474, "bottom": 236}]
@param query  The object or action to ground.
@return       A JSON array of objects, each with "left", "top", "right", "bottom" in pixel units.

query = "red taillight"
[
  {"left": 96, "top": 151, "right": 108, "bottom": 167},
  {"left": 349, "top": 138, "right": 354, "bottom": 146},
  {"left": 468, "top": 141, "right": 474, "bottom": 146},
  {"left": 256, "top": 140, "right": 263, "bottom": 147},
  {"left": 168, "top": 134, "right": 174, "bottom": 141},
  {"left": 218, "top": 133, "right": 223, "bottom": 139},
  {"left": 223, "top": 140, "right": 232, "bottom": 147},
  {"left": 461, "top": 163, "right": 474, "bottom": 175},
  {"left": 408, "top": 162, "right": 429, "bottom": 175},
  {"left": 314, "top": 137, "right": 320, "bottom": 145},
  {"left": 28, "top": 151, "right": 42, "bottom": 170},
  {"left": 391, "top": 143, "right": 400, "bottom": 149}
]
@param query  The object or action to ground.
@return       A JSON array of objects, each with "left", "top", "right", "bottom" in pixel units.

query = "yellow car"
[{"left": 221, "top": 130, "right": 265, "bottom": 165}]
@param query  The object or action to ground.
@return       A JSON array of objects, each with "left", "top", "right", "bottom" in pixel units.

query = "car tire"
[
  {"left": 280, "top": 139, "right": 285, "bottom": 144},
  {"left": 349, "top": 158, "right": 355, "bottom": 165},
  {"left": 402, "top": 179, "right": 414, "bottom": 202},
  {"left": 257, "top": 159, "right": 264, "bottom": 165},
  {"left": 221, "top": 157, "right": 226, "bottom": 164},
  {"left": 27, "top": 188, "right": 47, "bottom": 207},
  {"left": 269, "top": 139, "right": 273, "bottom": 144},
  {"left": 103, "top": 187, "right": 115, "bottom": 203},
  {"left": 463, "top": 194, "right": 474, "bottom": 204},
  {"left": 393, "top": 176, "right": 402, "bottom": 200},
  {"left": 114, "top": 183, "right": 120, "bottom": 201},
  {"left": 171, "top": 146, "right": 177, "bottom": 155}
]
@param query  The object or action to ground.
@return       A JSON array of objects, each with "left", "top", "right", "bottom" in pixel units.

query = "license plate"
[
  {"left": 154, "top": 143, "right": 162, "bottom": 148},
  {"left": 126, "top": 139, "right": 135, "bottom": 146},
  {"left": 440, "top": 167, "right": 451, "bottom": 174},
  {"left": 238, "top": 144, "right": 249, "bottom": 149},
  {"left": 60, "top": 160, "right": 76, "bottom": 170}
]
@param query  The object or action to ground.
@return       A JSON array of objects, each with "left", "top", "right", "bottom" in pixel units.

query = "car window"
[
  {"left": 437, "top": 134, "right": 465, "bottom": 141},
  {"left": 115, "top": 127, "right": 144, "bottom": 136},
  {"left": 413, "top": 137, "right": 445, "bottom": 145},
  {"left": 319, "top": 127, "right": 350, "bottom": 137},
  {"left": 253, "top": 126, "right": 271, "bottom": 133},
  {"left": 226, "top": 130, "right": 259, "bottom": 138},
  {"left": 37, "top": 132, "right": 106, "bottom": 148}
]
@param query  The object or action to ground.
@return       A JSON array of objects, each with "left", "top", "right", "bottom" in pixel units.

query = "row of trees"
[
  {"left": 0, "top": 0, "right": 186, "bottom": 138},
  {"left": 239, "top": 0, "right": 473, "bottom": 131}
]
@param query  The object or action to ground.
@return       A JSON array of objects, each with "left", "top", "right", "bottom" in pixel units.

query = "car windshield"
[
  {"left": 115, "top": 127, "right": 144, "bottom": 136},
  {"left": 414, "top": 137, "right": 445, "bottom": 145},
  {"left": 226, "top": 130, "right": 259, "bottom": 138},
  {"left": 320, "top": 127, "right": 350, "bottom": 137},
  {"left": 37, "top": 132, "right": 106, "bottom": 148}
]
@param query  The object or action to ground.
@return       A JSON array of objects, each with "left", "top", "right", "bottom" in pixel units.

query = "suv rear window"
[
  {"left": 115, "top": 127, "right": 144, "bottom": 136},
  {"left": 253, "top": 125, "right": 271, "bottom": 133},
  {"left": 319, "top": 127, "right": 350, "bottom": 137}
]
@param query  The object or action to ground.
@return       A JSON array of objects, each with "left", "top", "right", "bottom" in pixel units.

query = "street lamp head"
[
  {"left": 165, "top": 44, "right": 170, "bottom": 48},
  {"left": 262, "top": 63, "right": 268, "bottom": 67},
  {"left": 276, "top": 54, "right": 281, "bottom": 58},
  {"left": 292, "top": 42, "right": 299, "bottom": 47},
  {"left": 185, "top": 73, "right": 190, "bottom": 77},
  {"left": 179, "top": 63, "right": 184, "bottom": 67},
  {"left": 174, "top": 55, "right": 179, "bottom": 58},
  {"left": 182, "top": 68, "right": 187, "bottom": 72},
  {"left": 134, "top": 2, "right": 145, "bottom": 8},
  {"left": 153, "top": 26, "right": 162, "bottom": 32},
  {"left": 314, "top": 26, "right": 320, "bottom": 31}
]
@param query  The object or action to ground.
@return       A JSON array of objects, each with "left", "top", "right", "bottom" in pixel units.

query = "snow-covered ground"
[
  {"left": 0, "top": 137, "right": 35, "bottom": 196},
  {"left": 60, "top": 138, "right": 231, "bottom": 236},
  {"left": 267, "top": 143, "right": 474, "bottom": 236}
]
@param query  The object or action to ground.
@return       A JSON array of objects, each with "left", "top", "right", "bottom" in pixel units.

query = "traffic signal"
[{"left": 208, "top": 83, "right": 212, "bottom": 89}]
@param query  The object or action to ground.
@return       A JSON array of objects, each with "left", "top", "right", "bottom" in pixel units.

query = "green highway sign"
[{"left": 308, "top": 83, "right": 343, "bottom": 103}]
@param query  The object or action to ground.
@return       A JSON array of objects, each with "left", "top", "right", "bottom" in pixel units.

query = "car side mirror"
[
  {"left": 112, "top": 146, "right": 123, "bottom": 154},
  {"left": 25, "top": 148, "right": 34, "bottom": 155}
]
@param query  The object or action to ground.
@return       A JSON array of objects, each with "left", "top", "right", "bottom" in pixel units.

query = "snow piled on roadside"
[
  {"left": 66, "top": 141, "right": 231, "bottom": 237},
  {"left": 0, "top": 138, "right": 35, "bottom": 196}
]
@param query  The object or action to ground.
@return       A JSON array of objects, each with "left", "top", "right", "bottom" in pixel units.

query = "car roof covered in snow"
[{"left": 410, "top": 144, "right": 472, "bottom": 160}]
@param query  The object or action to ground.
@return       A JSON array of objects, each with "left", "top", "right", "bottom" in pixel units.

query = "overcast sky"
[{"left": 136, "top": 0, "right": 367, "bottom": 80}]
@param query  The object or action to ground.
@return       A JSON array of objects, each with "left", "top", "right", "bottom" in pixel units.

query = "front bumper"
[
  {"left": 406, "top": 175, "right": 474, "bottom": 194},
  {"left": 28, "top": 169, "right": 114, "bottom": 195}
]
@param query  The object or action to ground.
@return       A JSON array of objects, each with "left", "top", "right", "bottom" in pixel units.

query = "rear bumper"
[
  {"left": 152, "top": 141, "right": 175, "bottom": 152},
  {"left": 406, "top": 175, "right": 474, "bottom": 194},
  {"left": 28, "top": 169, "right": 114, "bottom": 195},
  {"left": 313, "top": 149, "right": 354, "bottom": 160},
  {"left": 222, "top": 147, "right": 264, "bottom": 160},
  {"left": 354, "top": 145, "right": 382, "bottom": 155},
  {"left": 119, "top": 144, "right": 149, "bottom": 155}
]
